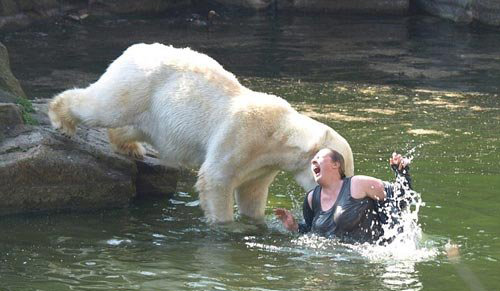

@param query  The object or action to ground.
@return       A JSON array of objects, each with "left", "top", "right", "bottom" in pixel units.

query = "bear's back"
[{"left": 115, "top": 43, "right": 243, "bottom": 95}]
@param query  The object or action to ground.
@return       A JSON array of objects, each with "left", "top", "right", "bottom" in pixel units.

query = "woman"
[{"left": 274, "top": 148, "right": 413, "bottom": 243}]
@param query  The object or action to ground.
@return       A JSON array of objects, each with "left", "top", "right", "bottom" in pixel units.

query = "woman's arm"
[
  {"left": 351, "top": 153, "right": 411, "bottom": 201},
  {"left": 351, "top": 176, "right": 386, "bottom": 201}
]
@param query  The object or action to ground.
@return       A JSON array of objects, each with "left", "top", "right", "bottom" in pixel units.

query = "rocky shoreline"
[
  {"left": 0, "top": 98, "right": 179, "bottom": 217},
  {"left": 0, "top": 0, "right": 499, "bottom": 30}
]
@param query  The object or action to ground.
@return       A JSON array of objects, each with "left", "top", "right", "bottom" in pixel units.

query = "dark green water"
[{"left": 1, "top": 13, "right": 499, "bottom": 291}]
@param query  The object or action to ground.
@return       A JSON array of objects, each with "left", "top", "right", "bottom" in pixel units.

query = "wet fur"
[{"left": 48, "top": 43, "right": 354, "bottom": 223}]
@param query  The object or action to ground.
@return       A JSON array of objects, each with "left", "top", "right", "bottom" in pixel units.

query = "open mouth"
[{"left": 313, "top": 166, "right": 321, "bottom": 175}]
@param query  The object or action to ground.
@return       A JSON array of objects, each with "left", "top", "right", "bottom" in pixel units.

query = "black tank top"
[{"left": 309, "top": 177, "right": 383, "bottom": 243}]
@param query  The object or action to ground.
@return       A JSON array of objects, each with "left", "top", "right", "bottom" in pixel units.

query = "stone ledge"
[
  {"left": 0, "top": 103, "right": 24, "bottom": 134},
  {"left": 0, "top": 99, "right": 179, "bottom": 216}
]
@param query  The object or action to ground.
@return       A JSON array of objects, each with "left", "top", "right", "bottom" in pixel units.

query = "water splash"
[
  {"left": 358, "top": 148, "right": 437, "bottom": 262},
  {"left": 290, "top": 148, "right": 438, "bottom": 262}
]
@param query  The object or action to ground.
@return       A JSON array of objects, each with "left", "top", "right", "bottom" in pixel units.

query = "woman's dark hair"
[{"left": 327, "top": 149, "right": 346, "bottom": 179}]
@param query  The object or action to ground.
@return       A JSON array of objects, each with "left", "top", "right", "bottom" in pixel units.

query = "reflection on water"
[
  {"left": 3, "top": 14, "right": 500, "bottom": 99},
  {"left": 381, "top": 262, "right": 422, "bottom": 291},
  {"left": 1, "top": 13, "right": 500, "bottom": 291}
]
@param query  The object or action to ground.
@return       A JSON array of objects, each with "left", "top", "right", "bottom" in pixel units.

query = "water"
[{"left": 1, "top": 13, "right": 499, "bottom": 291}]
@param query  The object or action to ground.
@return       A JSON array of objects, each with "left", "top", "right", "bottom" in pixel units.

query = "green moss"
[
  {"left": 15, "top": 97, "right": 38, "bottom": 126},
  {"left": 16, "top": 97, "right": 34, "bottom": 112}
]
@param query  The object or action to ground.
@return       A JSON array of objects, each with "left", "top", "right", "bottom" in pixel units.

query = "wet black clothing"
[
  {"left": 298, "top": 165, "right": 413, "bottom": 243},
  {"left": 298, "top": 177, "right": 383, "bottom": 243}
]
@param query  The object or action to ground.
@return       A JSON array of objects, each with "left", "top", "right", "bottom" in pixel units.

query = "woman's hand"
[
  {"left": 274, "top": 208, "right": 299, "bottom": 232},
  {"left": 390, "top": 152, "right": 410, "bottom": 171}
]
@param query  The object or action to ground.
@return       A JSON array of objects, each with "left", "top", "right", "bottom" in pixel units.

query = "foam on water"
[{"left": 361, "top": 149, "right": 437, "bottom": 262}]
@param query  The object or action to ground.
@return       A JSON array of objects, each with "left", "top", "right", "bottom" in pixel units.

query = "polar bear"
[{"left": 48, "top": 43, "right": 354, "bottom": 223}]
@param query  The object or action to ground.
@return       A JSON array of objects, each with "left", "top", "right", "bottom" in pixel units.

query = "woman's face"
[{"left": 310, "top": 149, "right": 338, "bottom": 184}]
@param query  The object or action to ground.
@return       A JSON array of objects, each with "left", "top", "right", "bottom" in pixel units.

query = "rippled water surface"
[{"left": 1, "top": 13, "right": 499, "bottom": 291}]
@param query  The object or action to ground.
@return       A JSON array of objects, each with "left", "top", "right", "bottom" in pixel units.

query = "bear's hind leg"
[
  {"left": 235, "top": 170, "right": 279, "bottom": 223},
  {"left": 49, "top": 86, "right": 144, "bottom": 136},
  {"left": 108, "top": 126, "right": 146, "bottom": 159},
  {"left": 48, "top": 88, "right": 84, "bottom": 136}
]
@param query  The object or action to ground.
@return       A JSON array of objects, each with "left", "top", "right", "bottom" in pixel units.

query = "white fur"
[{"left": 48, "top": 43, "right": 354, "bottom": 223}]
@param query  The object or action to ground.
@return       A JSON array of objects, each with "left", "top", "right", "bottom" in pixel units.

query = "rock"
[
  {"left": 0, "top": 0, "right": 194, "bottom": 30},
  {"left": 89, "top": 0, "right": 193, "bottom": 15},
  {"left": 0, "top": 128, "right": 137, "bottom": 215},
  {"left": 0, "top": 0, "right": 63, "bottom": 30},
  {"left": 1, "top": 0, "right": 500, "bottom": 27},
  {"left": 415, "top": 0, "right": 500, "bottom": 25},
  {"left": 212, "top": 0, "right": 273, "bottom": 10},
  {"left": 8, "top": 0, "right": 60, "bottom": 13},
  {"left": 0, "top": 103, "right": 24, "bottom": 134},
  {"left": 276, "top": 0, "right": 409, "bottom": 15},
  {"left": 0, "top": 99, "right": 179, "bottom": 216},
  {"left": 0, "top": 88, "right": 19, "bottom": 104},
  {"left": 136, "top": 158, "right": 179, "bottom": 198},
  {"left": 473, "top": 0, "right": 500, "bottom": 25},
  {"left": 0, "top": 43, "right": 26, "bottom": 102},
  {"left": 415, "top": 0, "right": 473, "bottom": 23},
  {"left": 212, "top": 0, "right": 409, "bottom": 14}
]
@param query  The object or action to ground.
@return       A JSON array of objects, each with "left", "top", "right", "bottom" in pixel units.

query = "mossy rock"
[{"left": 0, "top": 42, "right": 27, "bottom": 100}]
